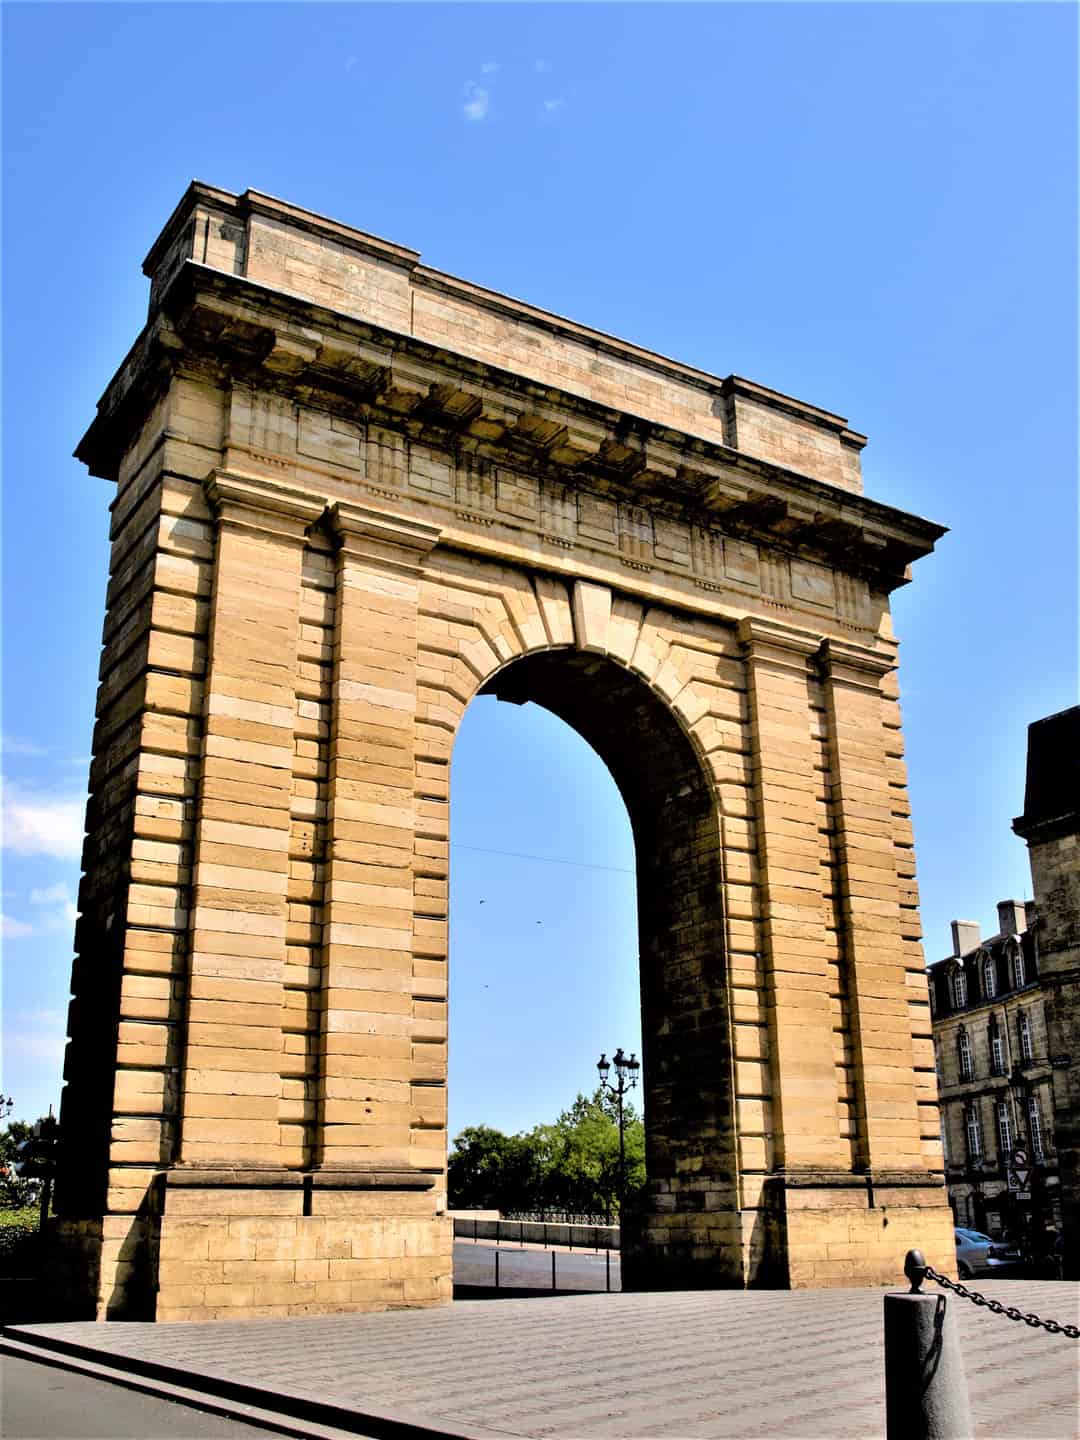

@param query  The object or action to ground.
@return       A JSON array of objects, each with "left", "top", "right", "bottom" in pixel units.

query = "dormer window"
[
  {"left": 1011, "top": 942, "right": 1026, "bottom": 989},
  {"left": 981, "top": 952, "right": 996, "bottom": 999},
  {"left": 950, "top": 965, "right": 967, "bottom": 1009}
]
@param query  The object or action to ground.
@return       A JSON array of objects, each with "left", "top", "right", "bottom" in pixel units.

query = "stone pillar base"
[
  {"left": 155, "top": 1172, "right": 451, "bottom": 1321},
  {"left": 781, "top": 1176, "right": 957, "bottom": 1288},
  {"left": 622, "top": 1210, "right": 746, "bottom": 1290},
  {"left": 622, "top": 1178, "right": 956, "bottom": 1291}
]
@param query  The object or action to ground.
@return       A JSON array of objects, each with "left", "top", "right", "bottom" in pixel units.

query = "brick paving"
[{"left": 10, "top": 1281, "right": 1079, "bottom": 1440}]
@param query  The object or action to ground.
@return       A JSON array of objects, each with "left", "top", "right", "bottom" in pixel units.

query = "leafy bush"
[{"left": 0, "top": 1208, "right": 41, "bottom": 1278}]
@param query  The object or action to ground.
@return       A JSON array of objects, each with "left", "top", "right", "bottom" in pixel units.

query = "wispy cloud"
[
  {"left": 2, "top": 1009, "right": 68, "bottom": 1067},
  {"left": 344, "top": 55, "right": 358, "bottom": 72},
  {"left": 480, "top": 60, "right": 499, "bottom": 75},
  {"left": 534, "top": 59, "right": 552, "bottom": 74},
  {"left": 2, "top": 782, "right": 85, "bottom": 859},
  {"left": 2, "top": 736, "right": 48, "bottom": 757},
  {"left": 29, "top": 883, "right": 78, "bottom": 931},
  {"left": 1, "top": 914, "right": 34, "bottom": 940},
  {"left": 462, "top": 80, "right": 490, "bottom": 122},
  {"left": 543, "top": 98, "right": 567, "bottom": 116}
]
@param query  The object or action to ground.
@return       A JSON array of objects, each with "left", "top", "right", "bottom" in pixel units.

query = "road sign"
[{"left": 1015, "top": 1191, "right": 1032, "bottom": 1201}]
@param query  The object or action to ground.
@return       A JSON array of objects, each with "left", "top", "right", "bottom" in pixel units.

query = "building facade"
[
  {"left": 1013, "top": 705, "right": 1080, "bottom": 1278},
  {"left": 928, "top": 902, "right": 1061, "bottom": 1241}
]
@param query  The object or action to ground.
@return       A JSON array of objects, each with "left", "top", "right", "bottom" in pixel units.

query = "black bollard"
[{"left": 884, "top": 1252, "right": 973, "bottom": 1440}]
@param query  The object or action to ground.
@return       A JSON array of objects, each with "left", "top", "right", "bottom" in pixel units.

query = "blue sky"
[{"left": 2, "top": 4, "right": 1076, "bottom": 1137}]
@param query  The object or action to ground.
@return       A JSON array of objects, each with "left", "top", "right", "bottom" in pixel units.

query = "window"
[
  {"left": 1011, "top": 943, "right": 1026, "bottom": 989},
  {"left": 940, "top": 1114, "right": 950, "bottom": 1165},
  {"left": 1018, "top": 1010, "right": 1034, "bottom": 1062},
  {"left": 958, "top": 1028, "right": 974, "bottom": 1082},
  {"left": 965, "top": 1106, "right": 983, "bottom": 1161},
  {"left": 982, "top": 953, "right": 997, "bottom": 999},
  {"left": 1028, "top": 1095, "right": 1045, "bottom": 1161},
  {"left": 928, "top": 981, "right": 936, "bottom": 1018},
  {"left": 996, "top": 1099, "right": 1012, "bottom": 1156},
  {"left": 951, "top": 966, "right": 967, "bottom": 1008},
  {"left": 989, "top": 1020, "right": 1005, "bottom": 1076}
]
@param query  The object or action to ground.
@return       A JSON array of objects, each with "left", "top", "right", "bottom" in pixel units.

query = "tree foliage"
[
  {"left": 448, "top": 1089, "right": 645, "bottom": 1220},
  {"left": 0, "top": 1105, "right": 46, "bottom": 1209}
]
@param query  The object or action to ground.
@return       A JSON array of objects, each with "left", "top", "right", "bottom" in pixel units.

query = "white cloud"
[
  {"left": 29, "top": 883, "right": 70, "bottom": 906},
  {"left": 344, "top": 55, "right": 358, "bottom": 72},
  {"left": 480, "top": 61, "right": 499, "bottom": 75},
  {"left": 2, "top": 782, "right": 84, "bottom": 859},
  {"left": 535, "top": 59, "right": 552, "bottom": 74},
  {"left": 462, "top": 80, "right": 490, "bottom": 122},
  {"left": 3, "top": 1009, "right": 68, "bottom": 1066},
  {"left": 2, "top": 736, "right": 47, "bottom": 757},
  {"left": 1, "top": 914, "right": 34, "bottom": 940},
  {"left": 28, "top": 883, "right": 78, "bottom": 932},
  {"left": 543, "top": 98, "right": 567, "bottom": 115}
]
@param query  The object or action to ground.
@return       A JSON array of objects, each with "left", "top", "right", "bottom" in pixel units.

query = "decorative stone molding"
[{"left": 203, "top": 469, "right": 324, "bottom": 541}]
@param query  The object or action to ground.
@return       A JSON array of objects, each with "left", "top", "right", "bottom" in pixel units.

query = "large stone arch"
[{"left": 52, "top": 183, "right": 957, "bottom": 1321}]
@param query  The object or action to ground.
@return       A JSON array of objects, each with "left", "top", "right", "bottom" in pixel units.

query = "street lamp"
[{"left": 597, "top": 1047, "right": 640, "bottom": 1222}]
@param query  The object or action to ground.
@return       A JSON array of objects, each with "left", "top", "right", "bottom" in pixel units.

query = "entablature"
[{"left": 78, "top": 260, "right": 946, "bottom": 615}]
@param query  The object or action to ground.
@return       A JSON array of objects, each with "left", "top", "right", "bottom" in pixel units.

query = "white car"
[{"left": 954, "top": 1227, "right": 1022, "bottom": 1279}]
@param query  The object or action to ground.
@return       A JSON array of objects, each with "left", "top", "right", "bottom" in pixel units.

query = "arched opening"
[
  {"left": 448, "top": 694, "right": 640, "bottom": 1142},
  {"left": 451, "top": 647, "right": 737, "bottom": 1288}
]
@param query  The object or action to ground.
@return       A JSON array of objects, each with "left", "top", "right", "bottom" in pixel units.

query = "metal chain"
[{"left": 924, "top": 1265, "right": 1079, "bottom": 1339}]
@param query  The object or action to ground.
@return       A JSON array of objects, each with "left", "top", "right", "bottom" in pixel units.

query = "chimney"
[
  {"left": 997, "top": 899, "right": 1026, "bottom": 937},
  {"left": 951, "top": 919, "right": 981, "bottom": 957}
]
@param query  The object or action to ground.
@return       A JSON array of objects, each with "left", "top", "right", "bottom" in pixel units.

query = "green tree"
[
  {"left": 537, "top": 1090, "right": 645, "bottom": 1221},
  {"left": 447, "top": 1124, "right": 542, "bottom": 1213},
  {"left": 0, "top": 1102, "right": 45, "bottom": 1210},
  {"left": 447, "top": 1089, "right": 645, "bottom": 1221}
]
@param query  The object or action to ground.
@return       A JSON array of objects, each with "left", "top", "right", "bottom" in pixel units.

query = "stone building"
[
  {"left": 53, "top": 183, "right": 956, "bottom": 1321},
  {"left": 928, "top": 704, "right": 1080, "bottom": 1275},
  {"left": 927, "top": 901, "right": 1060, "bottom": 1239},
  {"left": 1013, "top": 705, "right": 1080, "bottom": 1277}
]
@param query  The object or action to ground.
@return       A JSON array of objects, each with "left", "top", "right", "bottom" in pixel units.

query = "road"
[
  {"left": 453, "top": 1239, "right": 620, "bottom": 1292},
  {"left": 0, "top": 1354, "right": 280, "bottom": 1439}
]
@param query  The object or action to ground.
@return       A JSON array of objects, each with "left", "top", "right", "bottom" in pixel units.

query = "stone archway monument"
[{"left": 56, "top": 184, "right": 955, "bottom": 1321}]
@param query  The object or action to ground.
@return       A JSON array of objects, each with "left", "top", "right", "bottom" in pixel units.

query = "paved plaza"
[{"left": 6, "top": 1280, "right": 1078, "bottom": 1440}]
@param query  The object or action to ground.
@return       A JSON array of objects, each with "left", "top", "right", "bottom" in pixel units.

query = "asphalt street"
[
  {"left": 0, "top": 1354, "right": 280, "bottom": 1440},
  {"left": 452, "top": 1240, "right": 620, "bottom": 1292}
]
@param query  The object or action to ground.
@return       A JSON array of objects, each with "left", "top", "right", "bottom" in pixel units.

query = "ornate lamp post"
[{"left": 597, "top": 1047, "right": 640, "bottom": 1222}]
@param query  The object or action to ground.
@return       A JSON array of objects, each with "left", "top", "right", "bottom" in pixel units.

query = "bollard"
[
  {"left": 552, "top": 1249, "right": 557, "bottom": 1291},
  {"left": 884, "top": 1251, "right": 974, "bottom": 1440}
]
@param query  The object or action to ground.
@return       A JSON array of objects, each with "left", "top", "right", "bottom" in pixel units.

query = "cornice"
[
  {"left": 1013, "top": 809, "right": 1080, "bottom": 845},
  {"left": 144, "top": 184, "right": 860, "bottom": 446},
  {"left": 738, "top": 614, "right": 824, "bottom": 675},
  {"left": 328, "top": 500, "right": 441, "bottom": 575},
  {"left": 77, "top": 260, "right": 946, "bottom": 595},
  {"left": 204, "top": 469, "right": 324, "bottom": 540},
  {"left": 818, "top": 636, "right": 896, "bottom": 690}
]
